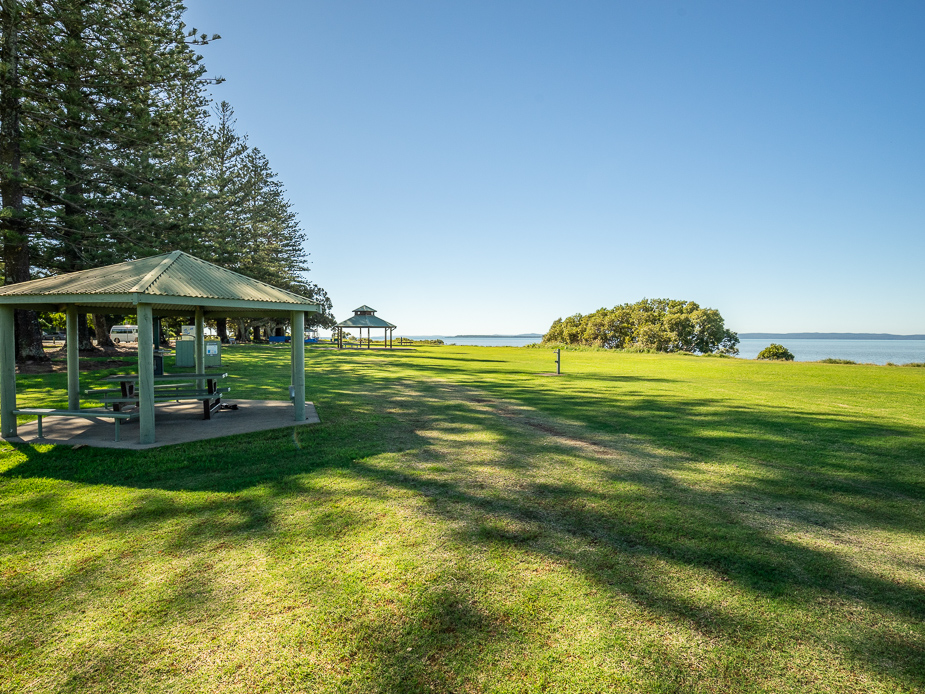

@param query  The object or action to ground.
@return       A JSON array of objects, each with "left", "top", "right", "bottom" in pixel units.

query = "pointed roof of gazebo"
[
  {"left": 0, "top": 251, "right": 319, "bottom": 318},
  {"left": 336, "top": 304, "right": 396, "bottom": 329}
]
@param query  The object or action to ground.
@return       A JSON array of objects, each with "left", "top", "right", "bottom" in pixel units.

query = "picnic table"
[{"left": 100, "top": 372, "right": 229, "bottom": 420}]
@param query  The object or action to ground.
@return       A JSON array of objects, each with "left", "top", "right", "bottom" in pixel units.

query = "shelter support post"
[
  {"left": 291, "top": 310, "right": 306, "bottom": 422},
  {"left": 66, "top": 304, "right": 79, "bottom": 410},
  {"left": 0, "top": 306, "right": 17, "bottom": 438},
  {"left": 137, "top": 303, "right": 156, "bottom": 444},
  {"left": 195, "top": 307, "right": 205, "bottom": 389},
  {"left": 290, "top": 317, "right": 299, "bottom": 388}
]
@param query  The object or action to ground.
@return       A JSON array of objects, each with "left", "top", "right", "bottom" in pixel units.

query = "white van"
[{"left": 109, "top": 325, "right": 139, "bottom": 344}]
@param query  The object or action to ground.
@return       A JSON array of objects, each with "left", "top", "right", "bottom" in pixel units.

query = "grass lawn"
[{"left": 2, "top": 344, "right": 924, "bottom": 693}]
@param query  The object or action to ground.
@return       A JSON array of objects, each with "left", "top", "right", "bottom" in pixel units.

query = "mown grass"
[{"left": 2, "top": 344, "right": 925, "bottom": 693}]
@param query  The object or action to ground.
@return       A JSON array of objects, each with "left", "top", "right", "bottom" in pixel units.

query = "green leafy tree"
[
  {"left": 196, "top": 104, "right": 335, "bottom": 334},
  {"left": 3, "top": 2, "right": 335, "bottom": 356},
  {"left": 1, "top": 0, "right": 46, "bottom": 359},
  {"left": 757, "top": 344, "right": 794, "bottom": 361},
  {"left": 542, "top": 298, "right": 739, "bottom": 355},
  {"left": 2, "top": 0, "right": 218, "bottom": 356}
]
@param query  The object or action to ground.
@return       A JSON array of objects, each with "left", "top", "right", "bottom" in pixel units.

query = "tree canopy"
[
  {"left": 542, "top": 299, "right": 740, "bottom": 355},
  {"left": 757, "top": 343, "right": 795, "bottom": 361},
  {"left": 1, "top": 0, "right": 333, "bottom": 359}
]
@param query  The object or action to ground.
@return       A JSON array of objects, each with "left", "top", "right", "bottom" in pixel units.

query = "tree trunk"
[
  {"left": 235, "top": 319, "right": 246, "bottom": 342},
  {"left": 93, "top": 313, "right": 116, "bottom": 349},
  {"left": 1, "top": 3, "right": 47, "bottom": 362},
  {"left": 14, "top": 310, "right": 46, "bottom": 361},
  {"left": 159, "top": 320, "right": 171, "bottom": 348},
  {"left": 77, "top": 314, "right": 98, "bottom": 352},
  {"left": 216, "top": 317, "right": 229, "bottom": 343}
]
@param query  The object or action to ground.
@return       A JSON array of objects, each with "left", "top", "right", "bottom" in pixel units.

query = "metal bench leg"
[
  {"left": 114, "top": 419, "right": 120, "bottom": 442},
  {"left": 37, "top": 416, "right": 43, "bottom": 439}
]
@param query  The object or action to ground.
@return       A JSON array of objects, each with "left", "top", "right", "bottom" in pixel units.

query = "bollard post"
[{"left": 555, "top": 348, "right": 561, "bottom": 375}]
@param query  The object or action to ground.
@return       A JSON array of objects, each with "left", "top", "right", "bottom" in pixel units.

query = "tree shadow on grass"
[
  {"left": 315, "top": 364, "right": 925, "bottom": 688},
  {"left": 399, "top": 354, "right": 509, "bottom": 364},
  {"left": 333, "top": 401, "right": 925, "bottom": 689},
  {"left": 3, "top": 352, "right": 925, "bottom": 690},
  {"left": 384, "top": 355, "right": 678, "bottom": 384}
]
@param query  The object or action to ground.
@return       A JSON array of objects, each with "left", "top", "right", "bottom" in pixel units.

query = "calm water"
[
  {"left": 398, "top": 336, "right": 925, "bottom": 365},
  {"left": 736, "top": 339, "right": 925, "bottom": 365},
  {"left": 405, "top": 335, "right": 542, "bottom": 347}
]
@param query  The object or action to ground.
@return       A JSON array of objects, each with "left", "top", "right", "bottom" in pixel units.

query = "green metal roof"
[
  {"left": 0, "top": 251, "right": 319, "bottom": 318},
  {"left": 352, "top": 305, "right": 376, "bottom": 313},
  {"left": 336, "top": 314, "right": 396, "bottom": 329}
]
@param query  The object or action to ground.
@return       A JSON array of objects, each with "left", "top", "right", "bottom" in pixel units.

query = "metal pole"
[
  {"left": 291, "top": 310, "right": 305, "bottom": 421},
  {"left": 195, "top": 307, "right": 205, "bottom": 390},
  {"left": 66, "top": 304, "right": 79, "bottom": 410},
  {"left": 556, "top": 348, "right": 561, "bottom": 375},
  {"left": 0, "top": 306, "right": 17, "bottom": 437},
  {"left": 137, "top": 303, "right": 156, "bottom": 444}
]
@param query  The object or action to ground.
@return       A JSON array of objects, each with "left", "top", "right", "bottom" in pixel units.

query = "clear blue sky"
[{"left": 182, "top": 0, "right": 925, "bottom": 335}]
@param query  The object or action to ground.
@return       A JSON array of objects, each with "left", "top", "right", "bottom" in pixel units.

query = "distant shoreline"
[
  {"left": 739, "top": 333, "right": 925, "bottom": 340},
  {"left": 451, "top": 334, "right": 543, "bottom": 338},
  {"left": 424, "top": 333, "right": 925, "bottom": 340}
]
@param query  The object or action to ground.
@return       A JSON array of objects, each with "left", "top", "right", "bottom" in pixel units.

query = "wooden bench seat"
[
  {"left": 86, "top": 383, "right": 190, "bottom": 397},
  {"left": 13, "top": 408, "right": 137, "bottom": 442},
  {"left": 99, "top": 387, "right": 231, "bottom": 419},
  {"left": 85, "top": 387, "right": 125, "bottom": 396}
]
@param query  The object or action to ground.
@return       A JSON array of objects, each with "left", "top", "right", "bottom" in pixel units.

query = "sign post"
[{"left": 555, "top": 348, "right": 561, "bottom": 375}]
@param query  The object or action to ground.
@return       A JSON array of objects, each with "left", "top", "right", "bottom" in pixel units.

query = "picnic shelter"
[
  {"left": 0, "top": 251, "right": 320, "bottom": 444},
  {"left": 334, "top": 305, "right": 396, "bottom": 349}
]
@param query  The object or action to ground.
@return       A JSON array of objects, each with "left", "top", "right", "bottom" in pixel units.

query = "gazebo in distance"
[{"left": 335, "top": 305, "right": 396, "bottom": 349}]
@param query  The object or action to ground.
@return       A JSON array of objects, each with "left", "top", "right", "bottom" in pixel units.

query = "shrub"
[
  {"left": 903, "top": 362, "right": 925, "bottom": 367},
  {"left": 819, "top": 358, "right": 857, "bottom": 365},
  {"left": 757, "top": 344, "right": 795, "bottom": 361}
]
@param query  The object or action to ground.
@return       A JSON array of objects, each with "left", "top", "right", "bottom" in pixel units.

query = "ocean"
[
  {"left": 405, "top": 335, "right": 542, "bottom": 347},
  {"left": 402, "top": 335, "right": 925, "bottom": 365},
  {"left": 735, "top": 338, "right": 925, "bottom": 365}
]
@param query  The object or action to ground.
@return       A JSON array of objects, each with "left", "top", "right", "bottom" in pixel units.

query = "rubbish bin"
[
  {"left": 175, "top": 339, "right": 195, "bottom": 368},
  {"left": 174, "top": 338, "right": 221, "bottom": 368},
  {"left": 205, "top": 340, "right": 222, "bottom": 367}
]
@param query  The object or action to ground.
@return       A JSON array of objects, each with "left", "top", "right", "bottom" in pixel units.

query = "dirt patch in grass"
[{"left": 17, "top": 345, "right": 140, "bottom": 374}]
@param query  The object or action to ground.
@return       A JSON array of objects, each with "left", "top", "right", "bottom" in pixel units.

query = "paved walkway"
[{"left": 6, "top": 400, "right": 320, "bottom": 450}]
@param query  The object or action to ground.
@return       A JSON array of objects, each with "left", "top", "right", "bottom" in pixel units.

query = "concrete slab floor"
[{"left": 4, "top": 400, "right": 320, "bottom": 450}]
